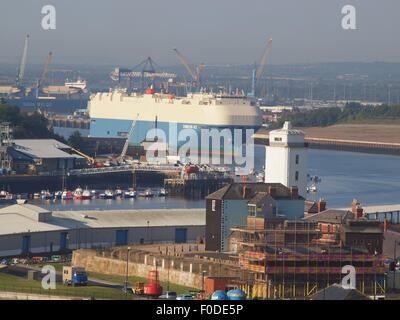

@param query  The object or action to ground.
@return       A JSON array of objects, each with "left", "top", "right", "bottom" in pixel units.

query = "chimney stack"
[
  {"left": 351, "top": 199, "right": 363, "bottom": 219},
  {"left": 268, "top": 186, "right": 277, "bottom": 198},
  {"left": 290, "top": 186, "right": 298, "bottom": 199},
  {"left": 317, "top": 198, "right": 326, "bottom": 213},
  {"left": 242, "top": 186, "right": 251, "bottom": 199}
]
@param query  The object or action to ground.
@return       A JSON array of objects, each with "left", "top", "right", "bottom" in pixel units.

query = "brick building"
[{"left": 205, "top": 182, "right": 305, "bottom": 252}]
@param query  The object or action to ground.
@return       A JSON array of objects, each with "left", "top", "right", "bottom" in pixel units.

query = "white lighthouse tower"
[{"left": 264, "top": 121, "right": 308, "bottom": 197}]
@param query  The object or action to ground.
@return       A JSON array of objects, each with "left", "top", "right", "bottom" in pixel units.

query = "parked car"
[
  {"left": 121, "top": 286, "right": 134, "bottom": 294},
  {"left": 158, "top": 291, "right": 177, "bottom": 299},
  {"left": 176, "top": 294, "right": 194, "bottom": 300}
]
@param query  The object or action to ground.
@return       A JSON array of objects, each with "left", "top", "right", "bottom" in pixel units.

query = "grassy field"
[
  {"left": 32, "top": 262, "right": 198, "bottom": 296},
  {"left": 0, "top": 271, "right": 131, "bottom": 300}
]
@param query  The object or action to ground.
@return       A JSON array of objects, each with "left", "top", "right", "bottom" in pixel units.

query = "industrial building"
[
  {"left": 0, "top": 122, "right": 85, "bottom": 175},
  {"left": 0, "top": 204, "right": 205, "bottom": 257}
]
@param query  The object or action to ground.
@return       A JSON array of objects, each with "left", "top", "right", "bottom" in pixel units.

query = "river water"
[{"left": 25, "top": 146, "right": 400, "bottom": 211}]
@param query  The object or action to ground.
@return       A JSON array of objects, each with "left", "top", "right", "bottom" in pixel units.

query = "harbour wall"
[
  {"left": 254, "top": 137, "right": 400, "bottom": 156},
  {"left": 0, "top": 171, "right": 172, "bottom": 194}
]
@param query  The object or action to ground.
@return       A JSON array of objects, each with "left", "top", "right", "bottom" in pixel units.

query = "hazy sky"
[{"left": 1, "top": 0, "right": 400, "bottom": 66}]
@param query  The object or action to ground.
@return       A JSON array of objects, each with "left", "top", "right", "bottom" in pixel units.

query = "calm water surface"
[{"left": 19, "top": 147, "right": 400, "bottom": 210}]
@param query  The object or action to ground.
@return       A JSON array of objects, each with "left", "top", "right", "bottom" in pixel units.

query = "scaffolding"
[{"left": 231, "top": 219, "right": 386, "bottom": 298}]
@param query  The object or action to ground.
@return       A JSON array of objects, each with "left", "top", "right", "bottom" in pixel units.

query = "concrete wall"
[{"left": 72, "top": 247, "right": 242, "bottom": 290}]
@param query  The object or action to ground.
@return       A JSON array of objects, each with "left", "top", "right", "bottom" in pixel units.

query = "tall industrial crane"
[
  {"left": 248, "top": 37, "right": 272, "bottom": 98},
  {"left": 119, "top": 113, "right": 139, "bottom": 161},
  {"left": 172, "top": 48, "right": 203, "bottom": 86},
  {"left": 16, "top": 34, "right": 29, "bottom": 87},
  {"left": 38, "top": 51, "right": 52, "bottom": 90},
  {"left": 255, "top": 37, "right": 272, "bottom": 85}
]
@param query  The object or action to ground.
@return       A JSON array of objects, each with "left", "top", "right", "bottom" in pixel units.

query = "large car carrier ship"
[{"left": 88, "top": 87, "right": 263, "bottom": 153}]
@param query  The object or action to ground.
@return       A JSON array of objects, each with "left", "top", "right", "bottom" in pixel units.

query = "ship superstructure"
[{"left": 88, "top": 88, "right": 263, "bottom": 148}]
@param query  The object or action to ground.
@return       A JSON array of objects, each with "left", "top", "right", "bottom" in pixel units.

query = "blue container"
[
  {"left": 227, "top": 289, "right": 246, "bottom": 300},
  {"left": 211, "top": 290, "right": 228, "bottom": 300}
]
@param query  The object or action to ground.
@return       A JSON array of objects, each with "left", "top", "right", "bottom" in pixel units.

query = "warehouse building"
[
  {"left": 0, "top": 204, "right": 205, "bottom": 257},
  {"left": 10, "top": 139, "right": 85, "bottom": 174}
]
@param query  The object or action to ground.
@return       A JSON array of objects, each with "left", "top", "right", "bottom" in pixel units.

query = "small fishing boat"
[
  {"left": 307, "top": 184, "right": 317, "bottom": 193},
  {"left": 158, "top": 188, "right": 168, "bottom": 197},
  {"left": 54, "top": 191, "right": 62, "bottom": 200},
  {"left": 124, "top": 189, "right": 137, "bottom": 198},
  {"left": 0, "top": 191, "right": 16, "bottom": 204},
  {"left": 41, "top": 190, "right": 54, "bottom": 200},
  {"left": 61, "top": 190, "right": 73, "bottom": 200},
  {"left": 115, "top": 188, "right": 123, "bottom": 198},
  {"left": 139, "top": 189, "right": 154, "bottom": 198},
  {"left": 74, "top": 187, "right": 92, "bottom": 200},
  {"left": 103, "top": 189, "right": 115, "bottom": 199}
]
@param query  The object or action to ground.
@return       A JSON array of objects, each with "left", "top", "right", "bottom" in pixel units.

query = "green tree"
[{"left": 67, "top": 131, "right": 84, "bottom": 149}]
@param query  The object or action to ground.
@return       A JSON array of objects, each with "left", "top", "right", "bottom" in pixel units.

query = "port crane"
[
  {"left": 110, "top": 57, "right": 176, "bottom": 92},
  {"left": 38, "top": 51, "right": 53, "bottom": 91},
  {"left": 248, "top": 37, "right": 272, "bottom": 98},
  {"left": 15, "top": 34, "right": 29, "bottom": 87},
  {"left": 70, "top": 147, "right": 95, "bottom": 165},
  {"left": 119, "top": 113, "right": 139, "bottom": 162},
  {"left": 172, "top": 48, "right": 204, "bottom": 86}
]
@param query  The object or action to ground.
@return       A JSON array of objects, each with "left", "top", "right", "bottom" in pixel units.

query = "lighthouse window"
[
  {"left": 295, "top": 171, "right": 299, "bottom": 181},
  {"left": 295, "top": 155, "right": 299, "bottom": 164}
]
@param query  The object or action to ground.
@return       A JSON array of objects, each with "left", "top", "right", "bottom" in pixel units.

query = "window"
[
  {"left": 295, "top": 154, "right": 299, "bottom": 164},
  {"left": 248, "top": 206, "right": 256, "bottom": 216},
  {"left": 274, "top": 137, "right": 282, "bottom": 142},
  {"left": 295, "top": 171, "right": 299, "bottom": 181},
  {"left": 212, "top": 200, "right": 216, "bottom": 212}
]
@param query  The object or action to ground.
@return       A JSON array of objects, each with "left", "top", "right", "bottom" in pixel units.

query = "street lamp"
[
  {"left": 125, "top": 246, "right": 131, "bottom": 296},
  {"left": 147, "top": 221, "right": 150, "bottom": 244},
  {"left": 202, "top": 270, "right": 207, "bottom": 298}
]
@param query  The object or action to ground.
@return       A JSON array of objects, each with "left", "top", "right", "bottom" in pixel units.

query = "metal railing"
[{"left": 68, "top": 164, "right": 182, "bottom": 176}]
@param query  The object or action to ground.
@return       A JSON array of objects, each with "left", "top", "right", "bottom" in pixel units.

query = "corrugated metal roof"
[
  {"left": 13, "top": 139, "right": 80, "bottom": 159},
  {"left": 0, "top": 204, "right": 205, "bottom": 235}
]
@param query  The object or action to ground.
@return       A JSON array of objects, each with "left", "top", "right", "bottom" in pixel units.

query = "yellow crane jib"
[
  {"left": 172, "top": 48, "right": 201, "bottom": 84},
  {"left": 255, "top": 37, "right": 272, "bottom": 84},
  {"left": 70, "top": 147, "right": 95, "bottom": 164}
]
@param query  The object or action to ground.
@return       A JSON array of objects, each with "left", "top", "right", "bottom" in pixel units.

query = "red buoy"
[{"left": 143, "top": 270, "right": 163, "bottom": 296}]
